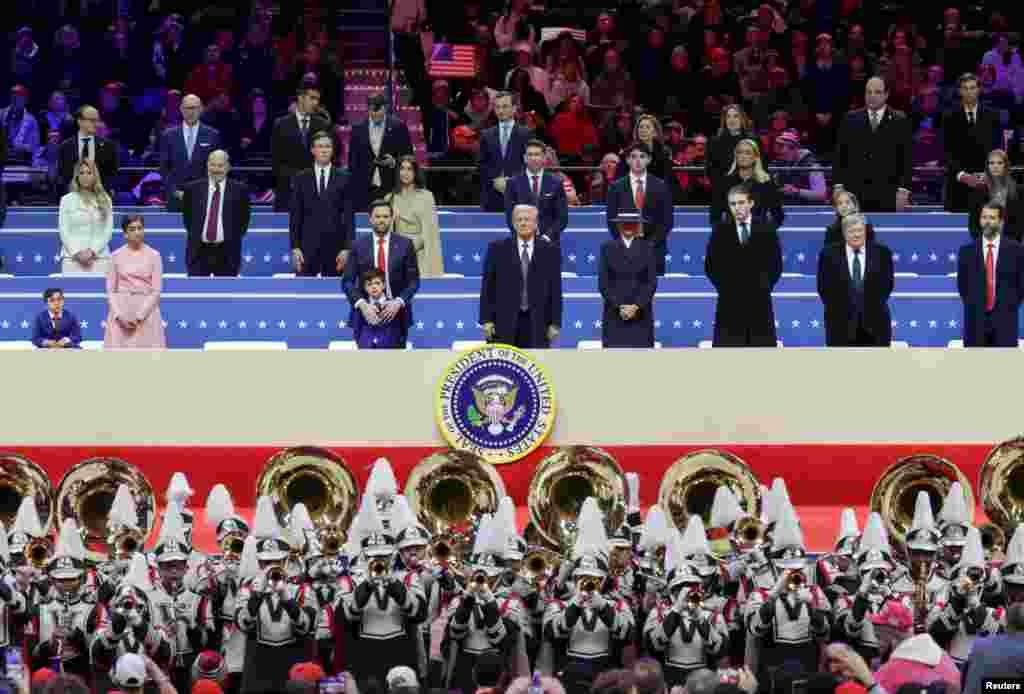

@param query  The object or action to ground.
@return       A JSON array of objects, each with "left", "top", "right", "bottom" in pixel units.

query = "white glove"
[
  {"left": 588, "top": 592, "right": 607, "bottom": 611},
  {"left": 626, "top": 473, "right": 640, "bottom": 513},
  {"left": 769, "top": 573, "right": 788, "bottom": 599}
]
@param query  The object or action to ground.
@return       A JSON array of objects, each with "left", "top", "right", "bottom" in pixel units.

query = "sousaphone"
[
  {"left": 0, "top": 453, "right": 54, "bottom": 534},
  {"left": 55, "top": 457, "right": 156, "bottom": 564},
  {"left": 977, "top": 436, "right": 1024, "bottom": 558},
  {"left": 256, "top": 446, "right": 359, "bottom": 543}
]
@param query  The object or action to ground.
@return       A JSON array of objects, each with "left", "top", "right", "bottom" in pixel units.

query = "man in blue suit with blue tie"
[
  {"left": 31, "top": 288, "right": 81, "bottom": 349},
  {"left": 479, "top": 92, "right": 530, "bottom": 212},
  {"left": 504, "top": 139, "right": 568, "bottom": 246},
  {"left": 957, "top": 202, "right": 1024, "bottom": 347},
  {"left": 341, "top": 200, "right": 420, "bottom": 348},
  {"left": 159, "top": 94, "right": 221, "bottom": 212},
  {"left": 606, "top": 142, "right": 674, "bottom": 275}
]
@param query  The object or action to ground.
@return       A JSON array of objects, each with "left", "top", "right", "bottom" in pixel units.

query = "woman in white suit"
[{"left": 58, "top": 159, "right": 114, "bottom": 273}]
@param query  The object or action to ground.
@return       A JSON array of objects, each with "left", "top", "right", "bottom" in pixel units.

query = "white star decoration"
[
  {"left": 101, "top": 320, "right": 107, "bottom": 329},
  {"left": 453, "top": 254, "right": 463, "bottom": 263},
  {"left": 948, "top": 253, "right": 957, "bottom": 262},
  {"left": 682, "top": 254, "right": 691, "bottom": 263},
  {"left": 910, "top": 253, "right": 919, "bottom": 262},
  {"left": 199, "top": 320, "right": 208, "bottom": 328},
  {"left": 436, "top": 320, "right": 445, "bottom": 329},
  {"left": 298, "top": 321, "right": 307, "bottom": 328},
  {"left": 161, "top": 320, "right": 168, "bottom": 328},
  {"left": 893, "top": 253, "right": 901, "bottom": 262},
  {"left": 219, "top": 320, "right": 228, "bottom": 328},
  {"left": 19, "top": 320, "right": 28, "bottom": 329},
  {"left": 278, "top": 320, "right": 287, "bottom": 328},
  {"left": 574, "top": 320, "right": 583, "bottom": 328},
  {"left": 243, "top": 254, "right": 254, "bottom": 264},
  {"left": 52, "top": 254, "right": 61, "bottom": 263},
  {"left": 796, "top": 253, "right": 805, "bottom": 262},
  {"left": 0, "top": 321, "right": 8, "bottom": 329},
  {"left": 259, "top": 321, "right": 268, "bottom": 329},
  {"left": 673, "top": 320, "right": 682, "bottom": 328},
  {"left": 929, "top": 253, "right": 938, "bottom": 262},
  {"left": 456, "top": 321, "right": 464, "bottom": 330},
  {"left": 14, "top": 254, "right": 23, "bottom": 263},
  {"left": 416, "top": 321, "right": 424, "bottom": 330},
  {"left": 318, "top": 321, "right": 326, "bottom": 329},
  {"left": 473, "top": 253, "right": 481, "bottom": 262},
  {"left": 811, "top": 320, "right": 820, "bottom": 328},
  {"left": 948, "top": 319, "right": 958, "bottom": 328},
  {"left": 791, "top": 320, "right": 800, "bottom": 328},
  {"left": 568, "top": 254, "right": 577, "bottom": 263},
  {"left": 891, "top": 320, "right": 899, "bottom": 327},
  {"left": 168, "top": 254, "right": 176, "bottom": 263},
  {"left": 281, "top": 254, "right": 290, "bottom": 263},
  {"left": 909, "top": 320, "right": 918, "bottom": 328},
  {"left": 654, "top": 320, "right": 662, "bottom": 328},
  {"left": 587, "top": 254, "right": 596, "bottom": 263},
  {"left": 81, "top": 321, "right": 88, "bottom": 328},
  {"left": 33, "top": 254, "right": 42, "bottom": 263},
  {"left": 929, "top": 320, "right": 937, "bottom": 328},
  {"left": 337, "top": 321, "right": 346, "bottom": 329},
  {"left": 692, "top": 320, "right": 702, "bottom": 328},
  {"left": 178, "top": 320, "right": 188, "bottom": 328},
  {"left": 264, "top": 254, "right": 272, "bottom": 263},
  {"left": 239, "top": 321, "right": 248, "bottom": 329},
  {"left": 665, "top": 254, "right": 673, "bottom": 262}
]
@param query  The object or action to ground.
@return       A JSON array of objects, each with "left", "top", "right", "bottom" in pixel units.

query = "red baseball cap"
[
  {"left": 289, "top": 662, "right": 326, "bottom": 683},
  {"left": 193, "top": 681, "right": 225, "bottom": 694},
  {"left": 31, "top": 669, "right": 57, "bottom": 686}
]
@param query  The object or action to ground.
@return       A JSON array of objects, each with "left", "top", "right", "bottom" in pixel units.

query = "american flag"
[
  {"left": 428, "top": 44, "right": 478, "bottom": 79},
  {"left": 540, "top": 27, "right": 587, "bottom": 44}
]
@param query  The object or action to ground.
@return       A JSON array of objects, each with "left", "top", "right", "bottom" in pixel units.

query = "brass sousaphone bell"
[
  {"left": 256, "top": 447, "right": 359, "bottom": 546},
  {"left": 405, "top": 449, "right": 506, "bottom": 565},
  {"left": 55, "top": 457, "right": 156, "bottom": 564},
  {"left": 0, "top": 454, "right": 55, "bottom": 563},
  {"left": 977, "top": 437, "right": 1024, "bottom": 559},
  {"left": 527, "top": 446, "right": 627, "bottom": 552},
  {"left": 657, "top": 449, "right": 762, "bottom": 556},
  {"left": 870, "top": 454, "right": 974, "bottom": 554}
]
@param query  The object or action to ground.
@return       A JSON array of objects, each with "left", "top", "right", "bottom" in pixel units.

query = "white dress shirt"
[
  {"left": 295, "top": 110, "right": 311, "bottom": 132},
  {"left": 519, "top": 237, "right": 534, "bottom": 262},
  {"left": 527, "top": 169, "right": 545, "bottom": 194},
  {"left": 630, "top": 173, "right": 648, "bottom": 203},
  {"left": 369, "top": 120, "right": 386, "bottom": 186},
  {"left": 622, "top": 237, "right": 633, "bottom": 249},
  {"left": 182, "top": 122, "right": 199, "bottom": 158},
  {"left": 983, "top": 233, "right": 1000, "bottom": 274},
  {"left": 868, "top": 106, "right": 886, "bottom": 126},
  {"left": 205, "top": 179, "right": 226, "bottom": 244},
  {"left": 957, "top": 106, "right": 979, "bottom": 180},
  {"left": 314, "top": 163, "right": 331, "bottom": 193},
  {"left": 846, "top": 244, "right": 867, "bottom": 279},
  {"left": 735, "top": 219, "right": 752, "bottom": 244},
  {"left": 76, "top": 134, "right": 94, "bottom": 160}
]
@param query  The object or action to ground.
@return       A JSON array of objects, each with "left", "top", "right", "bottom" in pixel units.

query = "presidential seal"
[{"left": 436, "top": 344, "right": 556, "bottom": 464}]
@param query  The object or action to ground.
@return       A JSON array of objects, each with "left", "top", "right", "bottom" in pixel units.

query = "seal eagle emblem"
[{"left": 436, "top": 344, "right": 556, "bottom": 464}]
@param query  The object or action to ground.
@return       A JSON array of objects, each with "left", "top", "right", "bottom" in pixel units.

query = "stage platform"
[{"left": 0, "top": 206, "right": 970, "bottom": 276}]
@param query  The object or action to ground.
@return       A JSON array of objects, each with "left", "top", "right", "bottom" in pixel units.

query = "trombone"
[{"left": 368, "top": 557, "right": 391, "bottom": 581}]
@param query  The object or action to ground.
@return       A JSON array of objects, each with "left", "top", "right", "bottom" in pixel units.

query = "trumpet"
[
  {"left": 577, "top": 576, "right": 601, "bottom": 595},
  {"left": 735, "top": 517, "right": 767, "bottom": 547},
  {"left": 222, "top": 534, "right": 245, "bottom": 561},
  {"left": 111, "top": 527, "right": 145, "bottom": 560},
  {"left": 368, "top": 558, "right": 391, "bottom": 580},
  {"left": 868, "top": 568, "right": 889, "bottom": 589},
  {"left": 470, "top": 571, "right": 490, "bottom": 591},
  {"left": 959, "top": 567, "right": 986, "bottom": 594},
  {"left": 786, "top": 571, "right": 806, "bottom": 592},
  {"left": 686, "top": 587, "right": 705, "bottom": 611},
  {"left": 24, "top": 537, "right": 52, "bottom": 570}
]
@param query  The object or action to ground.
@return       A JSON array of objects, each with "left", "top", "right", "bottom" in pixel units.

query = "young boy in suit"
[{"left": 350, "top": 269, "right": 404, "bottom": 349}]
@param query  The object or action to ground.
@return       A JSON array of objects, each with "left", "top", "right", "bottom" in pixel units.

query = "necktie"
[
  {"left": 968, "top": 111, "right": 975, "bottom": 126},
  {"left": 80, "top": 137, "right": 90, "bottom": 161},
  {"left": 500, "top": 123, "right": 509, "bottom": 157},
  {"left": 319, "top": 168, "right": 326, "bottom": 196},
  {"left": 635, "top": 178, "right": 645, "bottom": 210},
  {"left": 852, "top": 249, "right": 863, "bottom": 288},
  {"left": 740, "top": 223, "right": 749, "bottom": 245},
  {"left": 986, "top": 242, "right": 995, "bottom": 311},
  {"left": 520, "top": 243, "right": 530, "bottom": 310},
  {"left": 531, "top": 175, "right": 540, "bottom": 198},
  {"left": 301, "top": 116, "right": 309, "bottom": 140},
  {"left": 186, "top": 127, "right": 195, "bottom": 161},
  {"left": 205, "top": 183, "right": 221, "bottom": 243},
  {"left": 377, "top": 236, "right": 387, "bottom": 272},
  {"left": 870, "top": 111, "right": 879, "bottom": 131}
]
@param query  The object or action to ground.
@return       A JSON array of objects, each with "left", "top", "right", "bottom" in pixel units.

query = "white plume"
[{"left": 204, "top": 484, "right": 236, "bottom": 529}]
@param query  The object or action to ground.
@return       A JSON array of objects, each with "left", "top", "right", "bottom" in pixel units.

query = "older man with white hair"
[
  {"left": 816, "top": 212, "right": 894, "bottom": 346},
  {"left": 182, "top": 149, "right": 251, "bottom": 276},
  {"left": 480, "top": 203, "right": 563, "bottom": 348}
]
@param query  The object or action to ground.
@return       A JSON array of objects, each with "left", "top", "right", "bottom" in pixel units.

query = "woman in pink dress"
[{"left": 103, "top": 215, "right": 167, "bottom": 349}]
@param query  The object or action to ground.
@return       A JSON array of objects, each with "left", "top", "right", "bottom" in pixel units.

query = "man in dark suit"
[
  {"left": 480, "top": 203, "right": 563, "bottom": 348},
  {"left": 347, "top": 94, "right": 414, "bottom": 212},
  {"left": 504, "top": 138, "right": 569, "bottom": 245},
  {"left": 943, "top": 72, "right": 1001, "bottom": 213},
  {"left": 0, "top": 121, "right": 6, "bottom": 231},
  {"left": 31, "top": 288, "right": 81, "bottom": 349},
  {"left": 816, "top": 213, "right": 895, "bottom": 346},
  {"left": 606, "top": 142, "right": 674, "bottom": 275},
  {"left": 478, "top": 92, "right": 530, "bottom": 212},
  {"left": 962, "top": 604, "right": 1024, "bottom": 694},
  {"left": 599, "top": 212, "right": 658, "bottom": 348},
  {"left": 705, "top": 185, "right": 783, "bottom": 347},
  {"left": 289, "top": 131, "right": 354, "bottom": 277},
  {"left": 160, "top": 94, "right": 221, "bottom": 212},
  {"left": 181, "top": 150, "right": 251, "bottom": 277},
  {"left": 833, "top": 77, "right": 913, "bottom": 211},
  {"left": 271, "top": 82, "right": 331, "bottom": 212},
  {"left": 958, "top": 202, "right": 1024, "bottom": 347},
  {"left": 58, "top": 105, "right": 120, "bottom": 191},
  {"left": 341, "top": 199, "right": 420, "bottom": 348}
]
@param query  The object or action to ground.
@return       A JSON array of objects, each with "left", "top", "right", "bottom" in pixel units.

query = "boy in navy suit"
[
  {"left": 350, "top": 269, "right": 404, "bottom": 349},
  {"left": 31, "top": 288, "right": 82, "bottom": 348}
]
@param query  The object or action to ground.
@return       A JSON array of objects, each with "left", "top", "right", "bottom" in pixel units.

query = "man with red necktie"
[
  {"left": 605, "top": 142, "right": 674, "bottom": 275},
  {"left": 503, "top": 139, "right": 569, "bottom": 247},
  {"left": 182, "top": 149, "right": 250, "bottom": 276},
  {"left": 341, "top": 200, "right": 420, "bottom": 348},
  {"left": 957, "top": 202, "right": 1024, "bottom": 347}
]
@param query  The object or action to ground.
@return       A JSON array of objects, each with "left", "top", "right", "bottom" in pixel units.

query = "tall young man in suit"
[
  {"left": 504, "top": 138, "right": 568, "bottom": 245},
  {"left": 271, "top": 82, "right": 331, "bottom": 212},
  {"left": 58, "top": 105, "right": 120, "bottom": 191},
  {"left": 160, "top": 94, "right": 221, "bottom": 212},
  {"left": 479, "top": 204, "right": 563, "bottom": 348},
  {"left": 479, "top": 92, "right": 530, "bottom": 212},
  {"left": 341, "top": 200, "right": 420, "bottom": 348},
  {"left": 606, "top": 142, "right": 674, "bottom": 275},
  {"left": 943, "top": 72, "right": 1001, "bottom": 213},
  {"left": 348, "top": 94, "right": 413, "bottom": 212},
  {"left": 816, "top": 213, "right": 895, "bottom": 346},
  {"left": 182, "top": 150, "right": 251, "bottom": 276},
  {"left": 289, "top": 131, "right": 354, "bottom": 277},
  {"left": 834, "top": 77, "right": 913, "bottom": 211},
  {"left": 958, "top": 202, "right": 1024, "bottom": 347},
  {"left": 31, "top": 288, "right": 81, "bottom": 349},
  {"left": 705, "top": 186, "right": 783, "bottom": 347}
]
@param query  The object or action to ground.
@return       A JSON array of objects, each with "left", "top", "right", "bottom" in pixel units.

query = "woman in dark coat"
[
  {"left": 706, "top": 105, "right": 755, "bottom": 191},
  {"left": 614, "top": 113, "right": 673, "bottom": 182},
  {"left": 599, "top": 212, "right": 658, "bottom": 348},
  {"left": 709, "top": 138, "right": 785, "bottom": 228},
  {"left": 968, "top": 149, "right": 1023, "bottom": 241},
  {"left": 824, "top": 189, "right": 877, "bottom": 245}
]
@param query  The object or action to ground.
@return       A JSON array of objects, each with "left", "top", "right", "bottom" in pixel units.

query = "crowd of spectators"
[{"left": 2, "top": 1, "right": 1024, "bottom": 206}]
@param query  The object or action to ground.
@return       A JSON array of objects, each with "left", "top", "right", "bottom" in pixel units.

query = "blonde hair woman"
[
  {"left": 710, "top": 138, "right": 784, "bottom": 226},
  {"left": 58, "top": 158, "right": 114, "bottom": 273},
  {"left": 613, "top": 113, "right": 671, "bottom": 181}
]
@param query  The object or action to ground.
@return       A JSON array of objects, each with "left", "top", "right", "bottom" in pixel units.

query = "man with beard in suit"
[
  {"left": 480, "top": 204, "right": 563, "bottom": 348},
  {"left": 289, "top": 131, "right": 354, "bottom": 277},
  {"left": 705, "top": 186, "right": 783, "bottom": 347},
  {"left": 943, "top": 72, "right": 1001, "bottom": 212},
  {"left": 348, "top": 94, "right": 414, "bottom": 212},
  {"left": 834, "top": 77, "right": 913, "bottom": 211},
  {"left": 816, "top": 213, "right": 895, "bottom": 346},
  {"left": 271, "top": 81, "right": 331, "bottom": 212}
]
